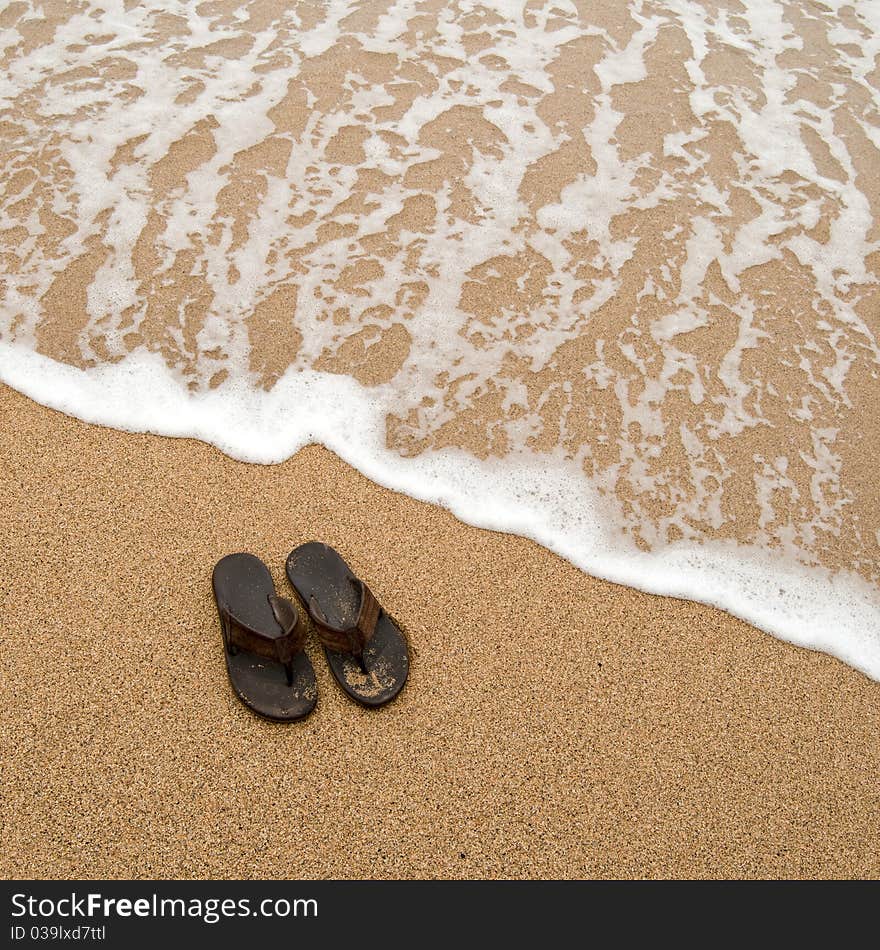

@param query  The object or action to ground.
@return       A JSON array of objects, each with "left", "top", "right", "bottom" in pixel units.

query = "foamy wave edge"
[{"left": 3, "top": 340, "right": 878, "bottom": 682}]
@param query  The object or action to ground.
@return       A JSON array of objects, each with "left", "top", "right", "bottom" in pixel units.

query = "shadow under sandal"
[
  {"left": 212, "top": 553, "right": 317, "bottom": 721},
  {"left": 286, "top": 542, "right": 409, "bottom": 707}
]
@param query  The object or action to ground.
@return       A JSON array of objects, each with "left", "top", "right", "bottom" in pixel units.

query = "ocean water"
[{"left": 1, "top": 0, "right": 879, "bottom": 678}]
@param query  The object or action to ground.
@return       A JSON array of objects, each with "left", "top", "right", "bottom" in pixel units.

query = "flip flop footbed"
[
  {"left": 213, "top": 553, "right": 317, "bottom": 721},
  {"left": 286, "top": 542, "right": 409, "bottom": 707}
]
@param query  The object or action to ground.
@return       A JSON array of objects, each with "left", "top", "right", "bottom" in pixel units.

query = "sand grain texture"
[{"left": 1, "top": 385, "right": 878, "bottom": 880}]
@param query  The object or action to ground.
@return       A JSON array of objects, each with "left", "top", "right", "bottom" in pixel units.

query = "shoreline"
[
  {"left": 4, "top": 343, "right": 877, "bottom": 683},
  {"left": 3, "top": 383, "right": 878, "bottom": 879}
]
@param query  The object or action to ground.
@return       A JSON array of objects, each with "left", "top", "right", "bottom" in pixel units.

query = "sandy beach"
[
  {"left": 2, "top": 0, "right": 879, "bottom": 881},
  {"left": 2, "top": 382, "right": 878, "bottom": 879}
]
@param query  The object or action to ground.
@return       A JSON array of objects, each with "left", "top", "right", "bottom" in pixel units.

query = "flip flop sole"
[
  {"left": 224, "top": 646, "right": 317, "bottom": 722},
  {"left": 286, "top": 542, "right": 409, "bottom": 707},
  {"left": 213, "top": 553, "right": 317, "bottom": 722}
]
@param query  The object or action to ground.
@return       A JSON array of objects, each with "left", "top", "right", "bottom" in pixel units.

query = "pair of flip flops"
[{"left": 212, "top": 542, "right": 409, "bottom": 721}]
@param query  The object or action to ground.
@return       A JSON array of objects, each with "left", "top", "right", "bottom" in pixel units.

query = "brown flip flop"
[
  {"left": 212, "top": 553, "right": 317, "bottom": 721},
  {"left": 285, "top": 542, "right": 409, "bottom": 707}
]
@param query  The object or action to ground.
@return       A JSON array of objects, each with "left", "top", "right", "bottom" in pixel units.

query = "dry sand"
[{"left": 2, "top": 382, "right": 878, "bottom": 880}]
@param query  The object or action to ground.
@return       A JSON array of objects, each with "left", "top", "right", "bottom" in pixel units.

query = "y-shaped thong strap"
[
  {"left": 220, "top": 594, "right": 306, "bottom": 686},
  {"left": 309, "top": 577, "right": 381, "bottom": 662}
]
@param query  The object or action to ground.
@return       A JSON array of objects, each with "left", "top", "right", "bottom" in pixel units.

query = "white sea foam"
[{"left": 1, "top": 0, "right": 879, "bottom": 680}]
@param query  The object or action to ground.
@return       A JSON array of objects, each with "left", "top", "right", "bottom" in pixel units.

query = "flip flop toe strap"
[
  {"left": 221, "top": 595, "right": 306, "bottom": 680},
  {"left": 310, "top": 578, "right": 381, "bottom": 657},
  {"left": 267, "top": 595, "right": 308, "bottom": 664}
]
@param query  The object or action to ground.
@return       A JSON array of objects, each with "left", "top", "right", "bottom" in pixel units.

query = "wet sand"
[
  {"left": 5, "top": 1, "right": 879, "bottom": 586},
  {"left": 2, "top": 382, "right": 878, "bottom": 880}
]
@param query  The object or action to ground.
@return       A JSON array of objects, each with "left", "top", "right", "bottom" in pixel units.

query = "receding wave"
[{"left": 1, "top": 0, "right": 878, "bottom": 677}]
